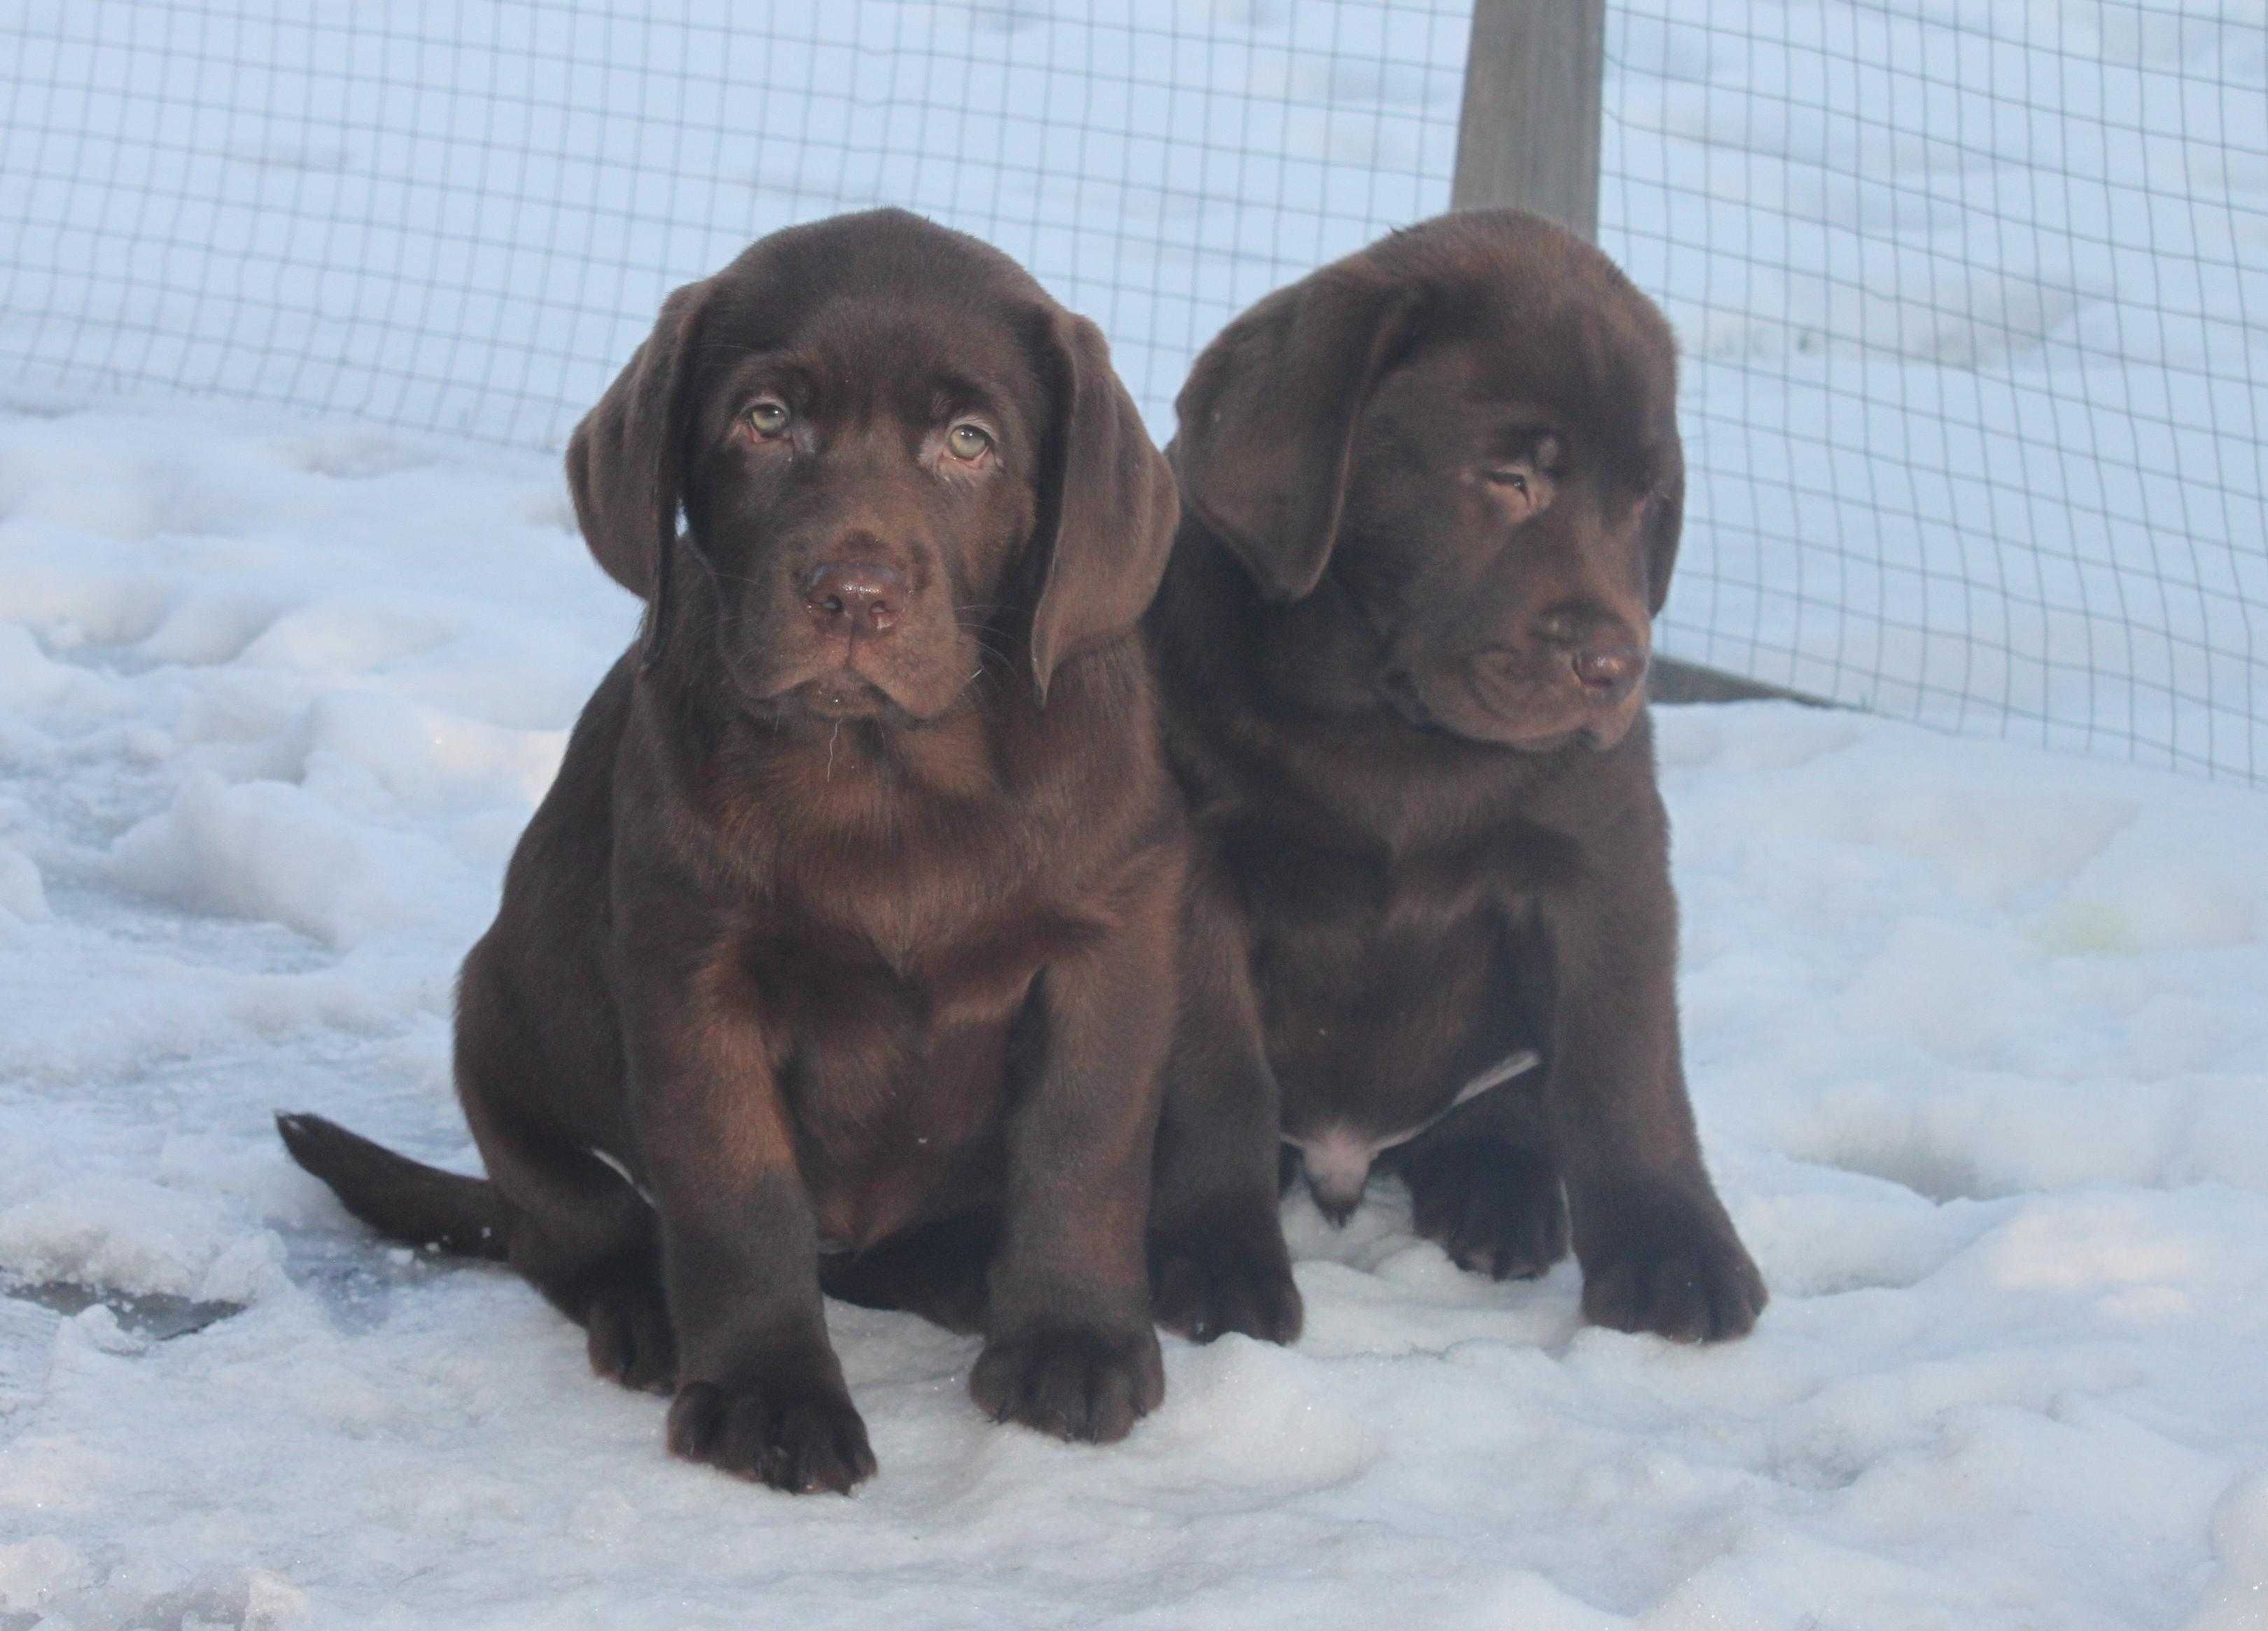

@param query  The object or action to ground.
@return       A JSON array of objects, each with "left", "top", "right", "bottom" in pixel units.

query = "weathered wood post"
[{"left": 1450, "top": 0, "right": 1606, "bottom": 240}]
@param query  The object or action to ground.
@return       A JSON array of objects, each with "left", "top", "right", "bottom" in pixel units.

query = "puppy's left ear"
[
  {"left": 1644, "top": 421, "right": 1685, "bottom": 617},
  {"left": 1170, "top": 265, "right": 1415, "bottom": 604},
  {"left": 564, "top": 276, "right": 713, "bottom": 666},
  {"left": 1027, "top": 313, "right": 1180, "bottom": 700}
]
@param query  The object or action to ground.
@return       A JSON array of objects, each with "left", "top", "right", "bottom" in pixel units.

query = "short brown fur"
[
  {"left": 1145, "top": 209, "right": 1765, "bottom": 1347},
  {"left": 279, "top": 209, "right": 1186, "bottom": 1492}
]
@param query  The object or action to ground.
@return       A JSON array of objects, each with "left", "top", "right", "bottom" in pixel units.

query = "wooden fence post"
[{"left": 1450, "top": 0, "right": 1606, "bottom": 240}]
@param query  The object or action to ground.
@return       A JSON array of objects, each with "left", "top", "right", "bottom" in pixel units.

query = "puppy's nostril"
[
  {"left": 804, "top": 561, "right": 904, "bottom": 635},
  {"left": 1572, "top": 646, "right": 1643, "bottom": 694}
]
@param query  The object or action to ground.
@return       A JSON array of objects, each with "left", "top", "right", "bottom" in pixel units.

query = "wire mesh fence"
[
  {"left": 2, "top": 1, "right": 2262, "bottom": 783},
  {"left": 1606, "top": 0, "right": 2265, "bottom": 783},
  {"left": 0, "top": 1, "right": 1469, "bottom": 444}
]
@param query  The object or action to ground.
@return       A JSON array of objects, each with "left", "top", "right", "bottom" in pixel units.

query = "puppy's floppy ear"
[
  {"left": 1644, "top": 420, "right": 1685, "bottom": 617},
  {"left": 1171, "top": 266, "right": 1415, "bottom": 603},
  {"left": 564, "top": 276, "right": 713, "bottom": 665},
  {"left": 1026, "top": 312, "right": 1180, "bottom": 700}
]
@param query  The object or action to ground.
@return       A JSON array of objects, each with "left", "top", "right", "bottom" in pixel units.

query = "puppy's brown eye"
[
  {"left": 746, "top": 399, "right": 791, "bottom": 438},
  {"left": 946, "top": 423, "right": 993, "bottom": 462},
  {"left": 1483, "top": 458, "right": 1552, "bottom": 523}
]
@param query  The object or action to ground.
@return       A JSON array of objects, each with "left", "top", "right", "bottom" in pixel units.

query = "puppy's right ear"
[
  {"left": 1171, "top": 267, "right": 1414, "bottom": 602},
  {"left": 565, "top": 277, "right": 712, "bottom": 665}
]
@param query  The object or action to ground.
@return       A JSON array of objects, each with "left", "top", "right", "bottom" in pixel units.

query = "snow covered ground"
[{"left": 2, "top": 402, "right": 2266, "bottom": 1628}]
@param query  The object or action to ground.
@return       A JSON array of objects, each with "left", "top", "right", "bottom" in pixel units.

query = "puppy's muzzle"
[{"left": 1532, "top": 606, "right": 1646, "bottom": 710}]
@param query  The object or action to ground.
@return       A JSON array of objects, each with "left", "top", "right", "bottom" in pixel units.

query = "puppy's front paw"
[
  {"left": 1401, "top": 1137, "right": 1569, "bottom": 1281},
  {"left": 666, "top": 1372, "right": 876, "bottom": 1494},
  {"left": 1576, "top": 1179, "right": 1765, "bottom": 1343},
  {"left": 1151, "top": 1218, "right": 1303, "bottom": 1345},
  {"left": 969, "top": 1326, "right": 1165, "bottom": 1443}
]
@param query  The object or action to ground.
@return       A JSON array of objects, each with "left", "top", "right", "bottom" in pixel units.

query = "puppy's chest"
[
  {"left": 1222, "top": 815, "right": 1539, "bottom": 1135},
  {"left": 1219, "top": 802, "right": 1556, "bottom": 934},
  {"left": 742, "top": 904, "right": 1097, "bottom": 1250},
  {"left": 748, "top": 877, "right": 1096, "bottom": 1039}
]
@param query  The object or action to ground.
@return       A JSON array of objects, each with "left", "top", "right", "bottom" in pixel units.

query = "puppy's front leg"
[
  {"left": 974, "top": 862, "right": 1176, "bottom": 1443},
  {"left": 1536, "top": 788, "right": 1767, "bottom": 1344},
  {"left": 620, "top": 927, "right": 876, "bottom": 1494}
]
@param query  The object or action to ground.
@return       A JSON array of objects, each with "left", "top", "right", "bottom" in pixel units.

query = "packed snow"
[{"left": 1, "top": 398, "right": 2264, "bottom": 1628}]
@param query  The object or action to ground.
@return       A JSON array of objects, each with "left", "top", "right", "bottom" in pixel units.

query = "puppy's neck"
[
  {"left": 625, "top": 657, "right": 996, "bottom": 834},
  {"left": 1248, "top": 576, "right": 1399, "bottom": 722},
  {"left": 1162, "top": 528, "right": 1604, "bottom": 854},
  {"left": 743, "top": 697, "right": 1005, "bottom": 805}
]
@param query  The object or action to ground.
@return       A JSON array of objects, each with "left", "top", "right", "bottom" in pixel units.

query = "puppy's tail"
[{"left": 275, "top": 1112, "right": 512, "bottom": 1261}]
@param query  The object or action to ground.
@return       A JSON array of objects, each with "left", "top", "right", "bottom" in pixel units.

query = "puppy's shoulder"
[
  {"left": 1013, "top": 634, "right": 1185, "bottom": 860},
  {"left": 1516, "top": 710, "right": 1671, "bottom": 864},
  {"left": 506, "top": 647, "right": 640, "bottom": 843}
]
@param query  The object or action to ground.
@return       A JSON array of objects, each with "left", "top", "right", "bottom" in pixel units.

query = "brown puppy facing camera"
[
  {"left": 278, "top": 209, "right": 1186, "bottom": 1492},
  {"left": 1147, "top": 208, "right": 1765, "bottom": 1346}
]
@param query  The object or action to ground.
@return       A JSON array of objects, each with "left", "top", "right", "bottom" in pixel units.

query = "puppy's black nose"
[
  {"left": 1536, "top": 608, "right": 1645, "bottom": 705},
  {"left": 804, "top": 561, "right": 904, "bottom": 635},
  {"left": 1572, "top": 642, "right": 1644, "bottom": 701}
]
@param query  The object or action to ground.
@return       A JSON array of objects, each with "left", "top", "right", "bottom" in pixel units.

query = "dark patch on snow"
[{"left": 3, "top": 1280, "right": 241, "bottom": 1340}]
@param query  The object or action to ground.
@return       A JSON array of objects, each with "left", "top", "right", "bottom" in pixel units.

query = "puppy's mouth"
[
  {"left": 1378, "top": 665, "right": 1612, "bottom": 752},
  {"left": 1377, "top": 665, "right": 1440, "bottom": 730},
  {"left": 734, "top": 636, "right": 944, "bottom": 723},
  {"left": 789, "top": 669, "right": 901, "bottom": 720}
]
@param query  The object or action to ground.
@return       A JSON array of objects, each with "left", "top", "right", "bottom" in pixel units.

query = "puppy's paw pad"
[
  {"left": 666, "top": 1377, "right": 875, "bottom": 1494},
  {"left": 969, "top": 1326, "right": 1164, "bottom": 1443},
  {"left": 1151, "top": 1229, "right": 1303, "bottom": 1345},
  {"left": 1404, "top": 1139, "right": 1569, "bottom": 1281},
  {"left": 1578, "top": 1184, "right": 1766, "bottom": 1343}
]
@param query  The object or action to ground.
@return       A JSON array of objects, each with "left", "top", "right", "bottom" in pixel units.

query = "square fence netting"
[{"left": 4, "top": 1, "right": 2262, "bottom": 781}]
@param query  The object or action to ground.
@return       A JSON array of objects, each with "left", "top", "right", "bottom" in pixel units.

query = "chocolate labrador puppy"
[
  {"left": 277, "top": 209, "right": 1185, "bottom": 1492},
  {"left": 1146, "top": 209, "right": 1765, "bottom": 1346}
]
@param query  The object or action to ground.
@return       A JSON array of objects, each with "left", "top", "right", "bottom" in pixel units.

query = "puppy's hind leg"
[
  {"left": 1391, "top": 1077, "right": 1569, "bottom": 1282},
  {"left": 1148, "top": 869, "right": 1303, "bottom": 1345},
  {"left": 455, "top": 967, "right": 676, "bottom": 1395}
]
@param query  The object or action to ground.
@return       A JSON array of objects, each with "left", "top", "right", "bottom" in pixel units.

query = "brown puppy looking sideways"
[
  {"left": 1145, "top": 209, "right": 1765, "bottom": 1347},
  {"left": 277, "top": 209, "right": 1185, "bottom": 1493}
]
